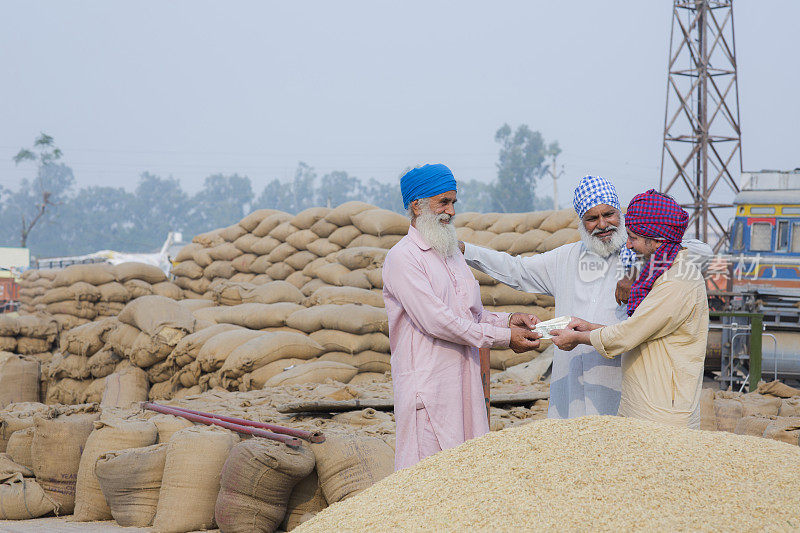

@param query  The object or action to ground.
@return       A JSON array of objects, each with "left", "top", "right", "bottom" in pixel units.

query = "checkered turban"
[{"left": 573, "top": 176, "right": 620, "bottom": 219}]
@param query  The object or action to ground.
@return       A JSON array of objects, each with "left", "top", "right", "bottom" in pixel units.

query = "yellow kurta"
[{"left": 589, "top": 250, "right": 708, "bottom": 428}]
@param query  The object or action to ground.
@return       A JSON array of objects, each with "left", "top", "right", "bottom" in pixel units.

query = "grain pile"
[
  {"left": 298, "top": 415, "right": 800, "bottom": 532},
  {"left": 17, "top": 269, "right": 57, "bottom": 314}
]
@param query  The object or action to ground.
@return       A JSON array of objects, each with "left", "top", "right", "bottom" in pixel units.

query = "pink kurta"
[{"left": 383, "top": 226, "right": 511, "bottom": 470}]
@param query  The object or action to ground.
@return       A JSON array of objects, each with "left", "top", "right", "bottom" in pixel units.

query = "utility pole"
[
  {"left": 547, "top": 153, "right": 565, "bottom": 210},
  {"left": 659, "top": 0, "right": 742, "bottom": 252}
]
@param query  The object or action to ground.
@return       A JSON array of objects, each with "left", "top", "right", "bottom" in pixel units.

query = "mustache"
[
  {"left": 437, "top": 213, "right": 452, "bottom": 223},
  {"left": 591, "top": 225, "right": 618, "bottom": 236}
]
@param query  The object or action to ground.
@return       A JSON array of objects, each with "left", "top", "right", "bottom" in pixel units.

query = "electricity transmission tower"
[{"left": 659, "top": 0, "right": 742, "bottom": 252}]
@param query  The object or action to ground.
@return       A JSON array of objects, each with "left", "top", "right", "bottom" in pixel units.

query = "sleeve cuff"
[
  {"left": 590, "top": 328, "right": 613, "bottom": 359},
  {"left": 463, "top": 242, "right": 479, "bottom": 261},
  {"left": 494, "top": 324, "right": 511, "bottom": 349}
]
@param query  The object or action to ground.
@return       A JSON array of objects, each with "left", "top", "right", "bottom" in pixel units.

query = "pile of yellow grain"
[{"left": 298, "top": 415, "right": 800, "bottom": 531}]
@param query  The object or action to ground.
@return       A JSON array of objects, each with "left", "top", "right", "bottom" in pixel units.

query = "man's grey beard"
[
  {"left": 578, "top": 217, "right": 628, "bottom": 258},
  {"left": 414, "top": 203, "right": 459, "bottom": 257}
]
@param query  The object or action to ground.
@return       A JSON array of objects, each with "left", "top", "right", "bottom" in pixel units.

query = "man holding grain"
[
  {"left": 551, "top": 190, "right": 708, "bottom": 429},
  {"left": 383, "top": 164, "right": 541, "bottom": 470}
]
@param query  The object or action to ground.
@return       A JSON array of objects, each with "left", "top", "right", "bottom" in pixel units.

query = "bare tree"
[{"left": 13, "top": 133, "right": 62, "bottom": 248}]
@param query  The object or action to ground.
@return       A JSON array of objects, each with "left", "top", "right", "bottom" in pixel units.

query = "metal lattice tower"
[{"left": 659, "top": 0, "right": 743, "bottom": 252}]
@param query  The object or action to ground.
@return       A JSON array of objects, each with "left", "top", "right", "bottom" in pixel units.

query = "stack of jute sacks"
[
  {"left": 0, "top": 385, "right": 398, "bottom": 531},
  {"left": 701, "top": 381, "right": 800, "bottom": 445},
  {"left": 30, "top": 262, "right": 181, "bottom": 330},
  {"left": 169, "top": 202, "right": 580, "bottom": 386},
  {"left": 17, "top": 269, "right": 57, "bottom": 314}
]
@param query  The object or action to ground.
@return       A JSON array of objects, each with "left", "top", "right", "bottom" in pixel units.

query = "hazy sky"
[{"left": 1, "top": 1, "right": 798, "bottom": 210}]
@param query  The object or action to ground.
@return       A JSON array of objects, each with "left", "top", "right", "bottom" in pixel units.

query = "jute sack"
[
  {"left": 81, "top": 378, "right": 107, "bottom": 404},
  {"left": 0, "top": 315, "right": 19, "bottom": 336},
  {"left": 286, "top": 271, "right": 312, "bottom": 289},
  {"left": 740, "top": 393, "right": 782, "bottom": 417},
  {"left": 214, "top": 439, "right": 315, "bottom": 533},
  {"left": 0, "top": 336, "right": 16, "bottom": 351},
  {"left": 306, "top": 238, "right": 341, "bottom": 257},
  {"left": 250, "top": 235, "right": 281, "bottom": 256},
  {"left": 286, "top": 230, "right": 319, "bottom": 251},
  {"left": 31, "top": 408, "right": 101, "bottom": 513},
  {"left": 713, "top": 397, "right": 743, "bottom": 433},
  {"left": 215, "top": 302, "right": 304, "bottom": 330},
  {"left": 324, "top": 200, "right": 373, "bottom": 227},
  {"left": 118, "top": 295, "right": 195, "bottom": 343},
  {"left": 757, "top": 380, "right": 800, "bottom": 398},
  {"left": 239, "top": 358, "right": 308, "bottom": 390},
  {"left": 240, "top": 209, "right": 284, "bottom": 232},
  {"left": 101, "top": 367, "right": 149, "bottom": 409},
  {"left": 196, "top": 329, "right": 266, "bottom": 373},
  {"left": 310, "top": 434, "right": 394, "bottom": 503},
  {"left": 52, "top": 263, "right": 116, "bottom": 287},
  {"left": 285, "top": 251, "right": 317, "bottom": 271},
  {"left": 481, "top": 284, "right": 540, "bottom": 306},
  {"left": 282, "top": 470, "right": 328, "bottom": 531},
  {"left": 304, "top": 285, "right": 384, "bottom": 308},
  {"left": 0, "top": 473, "right": 58, "bottom": 519},
  {"left": 266, "top": 262, "right": 294, "bottom": 281},
  {"left": 47, "top": 378, "right": 91, "bottom": 405},
  {"left": 128, "top": 331, "right": 174, "bottom": 368},
  {"left": 538, "top": 208, "right": 578, "bottom": 233},
  {"left": 221, "top": 332, "right": 324, "bottom": 379},
  {"left": 73, "top": 419, "right": 158, "bottom": 521},
  {"left": 0, "top": 453, "right": 33, "bottom": 478},
  {"left": 192, "top": 228, "right": 225, "bottom": 247},
  {"left": 332, "top": 408, "right": 393, "bottom": 427},
  {"left": 514, "top": 210, "right": 553, "bottom": 232},
  {"left": 171, "top": 260, "right": 204, "bottom": 279},
  {"left": 506, "top": 229, "right": 550, "bottom": 255},
  {"left": 339, "top": 269, "right": 373, "bottom": 290},
  {"left": 319, "top": 351, "right": 391, "bottom": 373},
  {"left": 147, "top": 359, "right": 176, "bottom": 384},
  {"left": 6, "top": 427, "right": 35, "bottom": 469},
  {"left": 292, "top": 207, "right": 332, "bottom": 230},
  {"left": 348, "top": 234, "right": 403, "bottom": 249},
  {"left": 175, "top": 243, "right": 202, "bottom": 263},
  {"left": 335, "top": 246, "right": 387, "bottom": 271},
  {"left": 0, "top": 355, "right": 39, "bottom": 408},
  {"left": 699, "top": 388, "right": 717, "bottom": 431},
  {"left": 536, "top": 228, "right": 580, "bottom": 253},
  {"left": 221, "top": 223, "right": 248, "bottom": 242},
  {"left": 97, "top": 281, "right": 131, "bottom": 301},
  {"left": 149, "top": 414, "right": 194, "bottom": 443},
  {"left": 328, "top": 225, "right": 362, "bottom": 248},
  {"left": 734, "top": 414, "right": 774, "bottom": 437},
  {"left": 366, "top": 269, "right": 383, "bottom": 289},
  {"left": 351, "top": 208, "right": 409, "bottom": 236},
  {"left": 48, "top": 353, "right": 91, "bottom": 380},
  {"left": 779, "top": 397, "right": 800, "bottom": 417},
  {"left": 763, "top": 416, "right": 800, "bottom": 445},
  {"left": 310, "top": 217, "right": 338, "bottom": 238},
  {"left": 96, "top": 443, "right": 168, "bottom": 527},
  {"left": 309, "top": 330, "right": 390, "bottom": 354},
  {"left": 169, "top": 324, "right": 242, "bottom": 367},
  {"left": 105, "top": 321, "right": 140, "bottom": 355},
  {"left": 265, "top": 361, "right": 358, "bottom": 387},
  {"left": 152, "top": 281, "right": 182, "bottom": 300},
  {"left": 60, "top": 319, "right": 113, "bottom": 357},
  {"left": 268, "top": 242, "right": 298, "bottom": 263},
  {"left": 16, "top": 336, "right": 52, "bottom": 355},
  {"left": 16, "top": 315, "right": 58, "bottom": 340},
  {"left": 123, "top": 279, "right": 153, "bottom": 299},
  {"left": 41, "top": 282, "right": 102, "bottom": 304},
  {"left": 114, "top": 262, "right": 167, "bottom": 284},
  {"left": 46, "top": 300, "right": 98, "bottom": 319},
  {"left": 152, "top": 426, "right": 240, "bottom": 533},
  {"left": 253, "top": 213, "right": 292, "bottom": 238},
  {"left": 315, "top": 262, "right": 351, "bottom": 287},
  {"left": 87, "top": 348, "right": 121, "bottom": 378},
  {"left": 287, "top": 304, "right": 387, "bottom": 335}
]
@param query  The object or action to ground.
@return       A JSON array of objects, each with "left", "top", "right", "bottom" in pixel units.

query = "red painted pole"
[
  {"left": 162, "top": 403, "right": 325, "bottom": 443},
  {"left": 143, "top": 402, "right": 303, "bottom": 447}
]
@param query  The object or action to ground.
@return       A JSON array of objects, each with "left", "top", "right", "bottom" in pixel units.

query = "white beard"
[
  {"left": 415, "top": 205, "right": 459, "bottom": 257},
  {"left": 578, "top": 218, "right": 628, "bottom": 258}
]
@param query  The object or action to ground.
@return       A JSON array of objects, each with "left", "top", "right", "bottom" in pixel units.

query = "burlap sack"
[
  {"left": 48, "top": 353, "right": 90, "bottom": 380},
  {"left": 292, "top": 207, "right": 332, "bottom": 229},
  {"left": 309, "top": 330, "right": 390, "bottom": 354},
  {"left": 304, "top": 285, "right": 384, "bottom": 308},
  {"left": 147, "top": 359, "right": 176, "bottom": 383},
  {"left": 268, "top": 242, "right": 298, "bottom": 263},
  {"left": 282, "top": 470, "right": 328, "bottom": 531},
  {"left": 287, "top": 303, "right": 387, "bottom": 335},
  {"left": 151, "top": 281, "right": 182, "bottom": 299},
  {"left": 73, "top": 419, "right": 158, "bottom": 521},
  {"left": 31, "top": 408, "right": 101, "bottom": 513},
  {"left": 286, "top": 271, "right": 312, "bottom": 289},
  {"left": 250, "top": 235, "right": 281, "bottom": 256},
  {"left": 253, "top": 213, "right": 292, "bottom": 238},
  {"left": 538, "top": 208, "right": 578, "bottom": 232},
  {"left": 220, "top": 224, "right": 247, "bottom": 243},
  {"left": 266, "top": 262, "right": 294, "bottom": 280},
  {"left": 351, "top": 208, "right": 409, "bottom": 236},
  {"left": 193, "top": 228, "right": 225, "bottom": 247},
  {"left": 172, "top": 260, "right": 204, "bottom": 279},
  {"left": 128, "top": 331, "right": 174, "bottom": 368},
  {"left": 506, "top": 229, "right": 550, "bottom": 255},
  {"left": 336, "top": 246, "right": 387, "bottom": 270},
  {"left": 779, "top": 397, "right": 800, "bottom": 417},
  {"left": 60, "top": 320, "right": 111, "bottom": 357},
  {"left": 42, "top": 282, "right": 102, "bottom": 304},
  {"left": 0, "top": 315, "right": 19, "bottom": 336},
  {"left": 0, "top": 453, "right": 33, "bottom": 478},
  {"left": 332, "top": 408, "right": 393, "bottom": 427},
  {"left": 16, "top": 336, "right": 52, "bottom": 355},
  {"left": 16, "top": 315, "right": 58, "bottom": 341},
  {"left": 328, "top": 225, "right": 362, "bottom": 247},
  {"left": 233, "top": 233, "right": 260, "bottom": 254},
  {"left": 714, "top": 397, "right": 743, "bottom": 433},
  {"left": 52, "top": 263, "right": 116, "bottom": 287},
  {"left": 105, "top": 321, "right": 141, "bottom": 355},
  {"left": 757, "top": 380, "right": 800, "bottom": 398},
  {"left": 87, "top": 348, "right": 121, "bottom": 378},
  {"left": 118, "top": 295, "right": 195, "bottom": 343},
  {"left": 221, "top": 332, "right": 324, "bottom": 379},
  {"left": 6, "top": 427, "right": 34, "bottom": 469},
  {"left": 366, "top": 270, "right": 383, "bottom": 289},
  {"left": 208, "top": 242, "right": 243, "bottom": 262},
  {"left": 215, "top": 439, "right": 315, "bottom": 533},
  {"left": 514, "top": 210, "right": 553, "bottom": 232},
  {"left": 174, "top": 242, "right": 202, "bottom": 263},
  {"left": 265, "top": 361, "right": 358, "bottom": 387},
  {"left": 699, "top": 388, "right": 717, "bottom": 431},
  {"left": 231, "top": 253, "right": 256, "bottom": 273},
  {"left": 301, "top": 279, "right": 330, "bottom": 297},
  {"left": 0, "top": 404, "right": 48, "bottom": 452},
  {"left": 0, "top": 473, "right": 57, "bottom": 519},
  {"left": 240, "top": 358, "right": 308, "bottom": 390},
  {"left": 46, "top": 300, "right": 98, "bottom": 320},
  {"left": 101, "top": 367, "right": 149, "bottom": 409},
  {"left": 307, "top": 238, "right": 341, "bottom": 257},
  {"left": 481, "top": 284, "right": 540, "bottom": 306},
  {"left": 315, "top": 263, "right": 354, "bottom": 287},
  {"left": 286, "top": 251, "right": 317, "bottom": 271},
  {"left": 319, "top": 351, "right": 391, "bottom": 373},
  {"left": 310, "top": 217, "right": 338, "bottom": 238},
  {"left": 339, "top": 268, "right": 373, "bottom": 290},
  {"left": 152, "top": 426, "right": 240, "bottom": 533},
  {"left": 740, "top": 393, "right": 782, "bottom": 417},
  {"left": 733, "top": 414, "right": 773, "bottom": 437},
  {"left": 324, "top": 200, "right": 373, "bottom": 227},
  {"left": 204, "top": 260, "right": 236, "bottom": 280},
  {"left": 537, "top": 228, "right": 580, "bottom": 252},
  {"left": 169, "top": 323, "right": 242, "bottom": 367},
  {"left": 197, "top": 329, "right": 266, "bottom": 373},
  {"left": 286, "top": 229, "right": 319, "bottom": 251},
  {"left": 81, "top": 378, "right": 107, "bottom": 404},
  {"left": 349, "top": 234, "right": 403, "bottom": 249},
  {"left": 240, "top": 209, "right": 284, "bottom": 233},
  {"left": 214, "top": 302, "right": 304, "bottom": 330},
  {"left": 0, "top": 355, "right": 39, "bottom": 408},
  {"left": 95, "top": 443, "right": 168, "bottom": 527},
  {"left": 149, "top": 414, "right": 195, "bottom": 444},
  {"left": 762, "top": 416, "right": 800, "bottom": 445},
  {"left": 310, "top": 434, "right": 394, "bottom": 503}
]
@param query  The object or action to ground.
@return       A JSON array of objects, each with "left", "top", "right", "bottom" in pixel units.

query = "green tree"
[
  {"left": 454, "top": 179, "right": 493, "bottom": 213},
  {"left": 490, "top": 124, "right": 552, "bottom": 213},
  {"left": 359, "top": 178, "right": 402, "bottom": 213},
  {"left": 256, "top": 162, "right": 318, "bottom": 214},
  {"left": 186, "top": 174, "right": 253, "bottom": 235},
  {"left": 130, "top": 172, "right": 190, "bottom": 248},
  {"left": 316, "top": 170, "right": 359, "bottom": 208},
  {"left": 9, "top": 133, "right": 75, "bottom": 247}
]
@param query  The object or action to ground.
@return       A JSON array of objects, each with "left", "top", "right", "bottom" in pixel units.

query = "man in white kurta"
[{"left": 463, "top": 176, "right": 711, "bottom": 418}]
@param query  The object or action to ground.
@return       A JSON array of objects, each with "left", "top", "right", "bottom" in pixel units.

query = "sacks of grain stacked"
[{"left": 17, "top": 269, "right": 57, "bottom": 315}]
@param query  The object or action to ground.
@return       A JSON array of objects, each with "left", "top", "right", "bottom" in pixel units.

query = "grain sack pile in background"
[
  {"left": 17, "top": 269, "right": 57, "bottom": 315},
  {"left": 297, "top": 416, "right": 800, "bottom": 532}
]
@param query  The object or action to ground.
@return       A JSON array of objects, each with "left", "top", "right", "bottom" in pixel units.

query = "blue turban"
[
  {"left": 400, "top": 164, "right": 457, "bottom": 209},
  {"left": 573, "top": 175, "right": 620, "bottom": 219}
]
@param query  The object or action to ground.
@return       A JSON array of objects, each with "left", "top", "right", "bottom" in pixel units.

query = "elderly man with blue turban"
[
  {"left": 461, "top": 176, "right": 711, "bottom": 419},
  {"left": 383, "top": 164, "right": 541, "bottom": 470}
]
